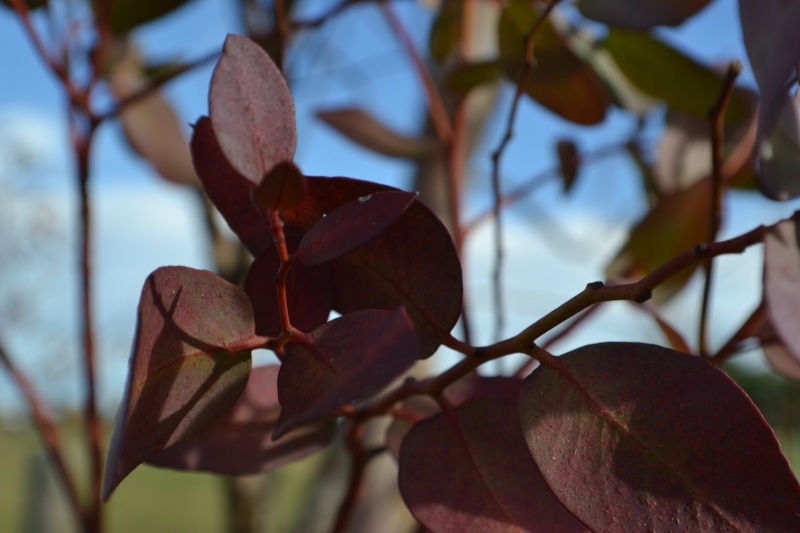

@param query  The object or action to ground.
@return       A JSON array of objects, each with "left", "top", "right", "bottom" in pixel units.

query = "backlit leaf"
[
  {"left": 740, "top": 0, "right": 800, "bottom": 141},
  {"left": 209, "top": 34, "right": 296, "bottom": 183},
  {"left": 147, "top": 365, "right": 336, "bottom": 475},
  {"left": 764, "top": 218, "right": 800, "bottom": 372},
  {"left": 103, "top": 266, "right": 258, "bottom": 499},
  {"left": 275, "top": 308, "right": 419, "bottom": 437},
  {"left": 759, "top": 92, "right": 800, "bottom": 200},
  {"left": 294, "top": 191, "right": 415, "bottom": 265},
  {"left": 317, "top": 108, "right": 436, "bottom": 159},
  {"left": 578, "top": 0, "right": 710, "bottom": 30},
  {"left": 519, "top": 342, "right": 800, "bottom": 532},
  {"left": 604, "top": 29, "right": 750, "bottom": 123},
  {"left": 498, "top": 1, "right": 610, "bottom": 125},
  {"left": 253, "top": 161, "right": 308, "bottom": 211},
  {"left": 606, "top": 176, "right": 712, "bottom": 303},
  {"left": 399, "top": 396, "right": 589, "bottom": 533}
]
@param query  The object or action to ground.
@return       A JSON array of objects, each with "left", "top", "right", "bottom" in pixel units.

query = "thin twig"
[
  {"left": 489, "top": 0, "right": 563, "bottom": 341},
  {"left": 0, "top": 339, "right": 86, "bottom": 529},
  {"left": 698, "top": 61, "right": 742, "bottom": 356},
  {"left": 274, "top": 0, "right": 290, "bottom": 71},
  {"left": 331, "top": 422, "right": 369, "bottom": 533}
]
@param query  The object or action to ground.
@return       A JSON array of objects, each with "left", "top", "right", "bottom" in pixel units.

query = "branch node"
[
  {"left": 634, "top": 290, "right": 652, "bottom": 304},
  {"left": 694, "top": 243, "right": 709, "bottom": 254},
  {"left": 587, "top": 281, "right": 605, "bottom": 290}
]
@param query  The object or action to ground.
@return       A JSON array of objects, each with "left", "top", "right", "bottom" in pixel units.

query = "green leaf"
[
  {"left": 105, "top": 0, "right": 192, "bottom": 35},
  {"left": 578, "top": 0, "right": 711, "bottom": 30},
  {"left": 444, "top": 61, "right": 504, "bottom": 95},
  {"left": 604, "top": 29, "right": 751, "bottom": 123},
  {"left": 428, "top": 0, "right": 461, "bottom": 63}
]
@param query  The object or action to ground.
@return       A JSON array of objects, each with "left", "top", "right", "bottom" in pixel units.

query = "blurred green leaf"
[
  {"left": 444, "top": 60, "right": 503, "bottom": 94},
  {"left": 760, "top": 92, "right": 800, "bottom": 200},
  {"left": 578, "top": 0, "right": 711, "bottom": 30},
  {"left": 104, "top": 0, "right": 192, "bottom": 35},
  {"left": 604, "top": 29, "right": 751, "bottom": 123},
  {"left": 429, "top": 0, "right": 461, "bottom": 64},
  {"left": 498, "top": 1, "right": 610, "bottom": 125}
]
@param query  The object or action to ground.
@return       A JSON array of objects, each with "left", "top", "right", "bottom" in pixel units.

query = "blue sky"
[{"left": 0, "top": 0, "right": 796, "bottom": 416}]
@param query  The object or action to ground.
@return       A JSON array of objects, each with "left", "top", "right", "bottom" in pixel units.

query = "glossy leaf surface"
[
  {"left": 275, "top": 308, "right": 419, "bottom": 437},
  {"left": 604, "top": 29, "right": 749, "bottom": 123},
  {"left": 740, "top": 0, "right": 800, "bottom": 140},
  {"left": 209, "top": 34, "right": 296, "bottom": 183},
  {"left": 579, "top": 0, "right": 710, "bottom": 30},
  {"left": 519, "top": 342, "right": 800, "bottom": 532},
  {"left": 764, "top": 218, "right": 800, "bottom": 367},
  {"left": 253, "top": 161, "right": 308, "bottom": 211},
  {"left": 498, "top": 1, "right": 610, "bottom": 125},
  {"left": 244, "top": 230, "right": 333, "bottom": 337},
  {"left": 317, "top": 108, "right": 435, "bottom": 159},
  {"left": 103, "top": 266, "right": 257, "bottom": 499},
  {"left": 147, "top": 365, "right": 336, "bottom": 475},
  {"left": 399, "top": 396, "right": 588, "bottom": 533},
  {"left": 606, "top": 176, "right": 712, "bottom": 303},
  {"left": 294, "top": 191, "right": 415, "bottom": 265}
]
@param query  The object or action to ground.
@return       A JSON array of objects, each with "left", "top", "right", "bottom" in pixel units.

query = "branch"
[{"left": 330, "top": 422, "right": 370, "bottom": 533}]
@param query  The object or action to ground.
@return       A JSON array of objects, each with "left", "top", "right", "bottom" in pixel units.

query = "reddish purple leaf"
[
  {"left": 209, "top": 34, "right": 296, "bottom": 183},
  {"left": 147, "top": 365, "right": 336, "bottom": 475},
  {"left": 317, "top": 108, "right": 436, "bottom": 159},
  {"left": 760, "top": 92, "right": 800, "bottom": 200},
  {"left": 253, "top": 161, "right": 308, "bottom": 211},
  {"left": 740, "top": 0, "right": 800, "bottom": 150},
  {"left": 283, "top": 178, "right": 463, "bottom": 357},
  {"left": 399, "top": 396, "right": 589, "bottom": 533},
  {"left": 244, "top": 228, "right": 333, "bottom": 337},
  {"left": 579, "top": 0, "right": 710, "bottom": 30},
  {"left": 191, "top": 117, "right": 273, "bottom": 255},
  {"left": 103, "top": 267, "right": 259, "bottom": 499},
  {"left": 519, "top": 342, "right": 800, "bottom": 532},
  {"left": 764, "top": 218, "right": 800, "bottom": 367},
  {"left": 275, "top": 308, "right": 419, "bottom": 438},
  {"left": 294, "top": 191, "right": 416, "bottom": 265}
]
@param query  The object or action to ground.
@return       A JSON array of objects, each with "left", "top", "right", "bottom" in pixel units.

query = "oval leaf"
[
  {"left": 103, "top": 266, "right": 258, "bottom": 499},
  {"left": 147, "top": 365, "right": 336, "bottom": 475},
  {"left": 578, "top": 0, "right": 710, "bottom": 30},
  {"left": 519, "top": 342, "right": 800, "bottom": 532},
  {"left": 399, "top": 396, "right": 589, "bottom": 533},
  {"left": 764, "top": 218, "right": 800, "bottom": 367},
  {"left": 604, "top": 29, "right": 750, "bottom": 123},
  {"left": 317, "top": 108, "right": 436, "bottom": 159},
  {"left": 209, "top": 34, "right": 296, "bottom": 183},
  {"left": 294, "top": 191, "right": 416, "bottom": 265},
  {"left": 275, "top": 307, "right": 419, "bottom": 438}
]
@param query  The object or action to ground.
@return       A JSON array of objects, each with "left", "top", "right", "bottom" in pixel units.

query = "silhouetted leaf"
[
  {"left": 764, "top": 218, "right": 800, "bottom": 372},
  {"left": 429, "top": 0, "right": 461, "bottom": 63},
  {"left": 294, "top": 191, "right": 415, "bottom": 265},
  {"left": 0, "top": 0, "right": 47, "bottom": 12},
  {"left": 253, "top": 161, "right": 308, "bottom": 211},
  {"left": 209, "top": 34, "right": 296, "bottom": 183},
  {"left": 399, "top": 396, "right": 589, "bottom": 533},
  {"left": 103, "top": 266, "right": 259, "bottom": 499},
  {"left": 740, "top": 0, "right": 800, "bottom": 141},
  {"left": 759, "top": 93, "right": 800, "bottom": 200},
  {"left": 244, "top": 228, "right": 332, "bottom": 337},
  {"left": 556, "top": 139, "right": 580, "bottom": 193},
  {"left": 191, "top": 117, "right": 273, "bottom": 255},
  {"left": 147, "top": 365, "right": 336, "bottom": 475},
  {"left": 498, "top": 1, "right": 610, "bottom": 125},
  {"left": 578, "top": 0, "right": 710, "bottom": 30},
  {"left": 317, "top": 108, "right": 435, "bottom": 159},
  {"left": 283, "top": 177, "right": 463, "bottom": 357},
  {"left": 107, "top": 0, "right": 191, "bottom": 35},
  {"left": 604, "top": 29, "right": 750, "bottom": 123},
  {"left": 519, "top": 342, "right": 800, "bottom": 532},
  {"left": 445, "top": 61, "right": 504, "bottom": 95},
  {"left": 606, "top": 177, "right": 712, "bottom": 303},
  {"left": 275, "top": 308, "right": 419, "bottom": 437}
]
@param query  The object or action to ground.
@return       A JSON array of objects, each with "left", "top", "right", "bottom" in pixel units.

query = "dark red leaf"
[
  {"left": 282, "top": 177, "right": 462, "bottom": 357},
  {"left": 578, "top": 0, "right": 710, "bottom": 30},
  {"left": 191, "top": 117, "right": 273, "bottom": 255},
  {"left": 209, "top": 34, "right": 296, "bottom": 183},
  {"left": 764, "top": 218, "right": 800, "bottom": 368},
  {"left": 147, "top": 365, "right": 336, "bottom": 475},
  {"left": 317, "top": 108, "right": 435, "bottom": 159},
  {"left": 103, "top": 267, "right": 259, "bottom": 499},
  {"left": 275, "top": 308, "right": 419, "bottom": 438},
  {"left": 294, "top": 191, "right": 416, "bottom": 265},
  {"left": 759, "top": 93, "right": 800, "bottom": 200},
  {"left": 244, "top": 227, "right": 333, "bottom": 337},
  {"left": 399, "top": 396, "right": 589, "bottom": 533},
  {"left": 253, "top": 161, "right": 308, "bottom": 211},
  {"left": 519, "top": 342, "right": 800, "bottom": 532},
  {"left": 740, "top": 0, "right": 800, "bottom": 146}
]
